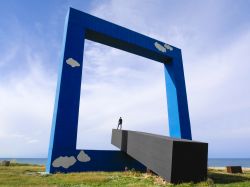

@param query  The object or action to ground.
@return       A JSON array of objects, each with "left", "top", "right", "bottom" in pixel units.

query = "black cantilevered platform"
[{"left": 111, "top": 129, "right": 208, "bottom": 183}]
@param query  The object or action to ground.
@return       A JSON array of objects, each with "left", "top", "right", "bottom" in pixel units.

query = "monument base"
[{"left": 111, "top": 129, "right": 208, "bottom": 183}]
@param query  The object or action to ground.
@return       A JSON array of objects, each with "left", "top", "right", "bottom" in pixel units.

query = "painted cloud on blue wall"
[{"left": 52, "top": 156, "right": 76, "bottom": 168}]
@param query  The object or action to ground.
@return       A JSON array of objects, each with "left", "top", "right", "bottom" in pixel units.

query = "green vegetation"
[{"left": 0, "top": 164, "right": 250, "bottom": 186}]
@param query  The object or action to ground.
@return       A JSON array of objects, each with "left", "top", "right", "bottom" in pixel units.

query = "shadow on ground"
[{"left": 209, "top": 172, "right": 250, "bottom": 184}]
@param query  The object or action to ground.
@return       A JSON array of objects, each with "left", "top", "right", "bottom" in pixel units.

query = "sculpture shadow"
[{"left": 209, "top": 172, "right": 250, "bottom": 184}]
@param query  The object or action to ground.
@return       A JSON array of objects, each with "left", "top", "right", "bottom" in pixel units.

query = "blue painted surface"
[
  {"left": 49, "top": 150, "right": 145, "bottom": 173},
  {"left": 47, "top": 7, "right": 192, "bottom": 173},
  {"left": 164, "top": 54, "right": 192, "bottom": 140}
]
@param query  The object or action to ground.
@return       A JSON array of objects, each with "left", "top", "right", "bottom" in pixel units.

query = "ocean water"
[
  {"left": 208, "top": 158, "right": 250, "bottom": 167},
  {"left": 1, "top": 158, "right": 250, "bottom": 167},
  {"left": 0, "top": 158, "right": 47, "bottom": 165}
]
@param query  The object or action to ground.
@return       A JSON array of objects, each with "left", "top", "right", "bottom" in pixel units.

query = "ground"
[{"left": 0, "top": 164, "right": 250, "bottom": 187}]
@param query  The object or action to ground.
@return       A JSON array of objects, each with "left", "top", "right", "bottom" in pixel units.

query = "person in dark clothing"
[{"left": 117, "top": 117, "right": 122, "bottom": 130}]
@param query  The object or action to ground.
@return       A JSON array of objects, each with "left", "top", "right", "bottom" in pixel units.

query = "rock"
[
  {"left": 226, "top": 166, "right": 243, "bottom": 173},
  {"left": 2, "top": 160, "right": 10, "bottom": 166}
]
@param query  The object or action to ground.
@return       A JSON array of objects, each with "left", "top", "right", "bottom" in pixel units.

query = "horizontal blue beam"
[{"left": 68, "top": 7, "right": 179, "bottom": 63}]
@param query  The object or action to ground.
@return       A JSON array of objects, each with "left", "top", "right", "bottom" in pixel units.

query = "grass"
[{"left": 0, "top": 164, "right": 250, "bottom": 186}]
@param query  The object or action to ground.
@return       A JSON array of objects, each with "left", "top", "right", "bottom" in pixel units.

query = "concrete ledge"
[{"left": 111, "top": 129, "right": 208, "bottom": 183}]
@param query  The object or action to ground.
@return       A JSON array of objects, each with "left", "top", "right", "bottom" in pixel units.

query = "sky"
[{"left": 0, "top": 0, "right": 250, "bottom": 158}]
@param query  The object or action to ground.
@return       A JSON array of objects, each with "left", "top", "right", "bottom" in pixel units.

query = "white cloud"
[
  {"left": 77, "top": 150, "right": 91, "bottom": 162},
  {"left": 187, "top": 29, "right": 250, "bottom": 157},
  {"left": 0, "top": 36, "right": 56, "bottom": 157},
  {"left": 52, "top": 156, "right": 76, "bottom": 168},
  {"left": 66, "top": 58, "right": 80, "bottom": 68},
  {"left": 27, "top": 139, "right": 39, "bottom": 144},
  {"left": 154, "top": 42, "right": 166, "bottom": 52}
]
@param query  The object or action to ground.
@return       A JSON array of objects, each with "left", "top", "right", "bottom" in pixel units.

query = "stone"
[
  {"left": 2, "top": 160, "right": 10, "bottom": 166},
  {"left": 226, "top": 166, "right": 242, "bottom": 173}
]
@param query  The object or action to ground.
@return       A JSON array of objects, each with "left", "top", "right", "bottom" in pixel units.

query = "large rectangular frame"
[{"left": 47, "top": 8, "right": 192, "bottom": 173}]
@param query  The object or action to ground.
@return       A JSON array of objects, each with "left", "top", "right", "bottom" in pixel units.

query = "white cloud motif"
[
  {"left": 154, "top": 42, "right": 166, "bottom": 52},
  {"left": 52, "top": 156, "right": 76, "bottom": 169},
  {"left": 77, "top": 150, "right": 91, "bottom": 162},
  {"left": 164, "top": 44, "right": 173, "bottom": 51},
  {"left": 154, "top": 42, "right": 174, "bottom": 53},
  {"left": 66, "top": 58, "right": 80, "bottom": 68}
]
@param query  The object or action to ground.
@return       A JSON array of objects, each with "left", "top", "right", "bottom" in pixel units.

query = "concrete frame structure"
[{"left": 47, "top": 8, "right": 192, "bottom": 173}]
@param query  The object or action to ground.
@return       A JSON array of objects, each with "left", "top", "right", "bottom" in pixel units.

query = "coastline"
[
  {"left": 1, "top": 158, "right": 250, "bottom": 167},
  {"left": 209, "top": 167, "right": 250, "bottom": 171}
]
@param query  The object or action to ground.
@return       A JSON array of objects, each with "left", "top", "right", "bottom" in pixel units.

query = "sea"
[{"left": 1, "top": 158, "right": 250, "bottom": 167}]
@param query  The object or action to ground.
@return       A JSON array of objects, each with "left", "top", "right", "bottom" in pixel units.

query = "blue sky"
[{"left": 0, "top": 0, "right": 250, "bottom": 158}]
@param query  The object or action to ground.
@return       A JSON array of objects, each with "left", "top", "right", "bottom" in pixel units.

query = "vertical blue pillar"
[
  {"left": 46, "top": 11, "right": 85, "bottom": 172},
  {"left": 164, "top": 50, "right": 192, "bottom": 140}
]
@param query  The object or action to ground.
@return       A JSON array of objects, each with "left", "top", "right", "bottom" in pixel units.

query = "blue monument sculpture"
[{"left": 47, "top": 8, "right": 207, "bottom": 183}]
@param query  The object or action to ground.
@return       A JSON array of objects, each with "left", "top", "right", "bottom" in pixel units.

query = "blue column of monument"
[
  {"left": 46, "top": 11, "right": 85, "bottom": 172},
  {"left": 164, "top": 51, "right": 192, "bottom": 140}
]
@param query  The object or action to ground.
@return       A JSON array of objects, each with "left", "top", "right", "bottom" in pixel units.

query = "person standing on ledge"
[{"left": 117, "top": 117, "right": 122, "bottom": 130}]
